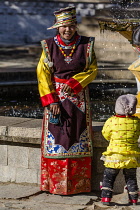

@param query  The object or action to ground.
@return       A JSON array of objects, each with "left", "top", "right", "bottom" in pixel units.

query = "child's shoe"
[
  {"left": 129, "top": 199, "right": 137, "bottom": 206},
  {"left": 101, "top": 197, "right": 111, "bottom": 206}
]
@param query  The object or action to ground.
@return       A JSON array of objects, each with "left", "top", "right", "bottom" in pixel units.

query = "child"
[{"left": 100, "top": 94, "right": 140, "bottom": 206}]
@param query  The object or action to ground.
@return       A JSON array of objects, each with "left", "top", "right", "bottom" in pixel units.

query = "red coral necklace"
[
  {"left": 54, "top": 34, "right": 81, "bottom": 64},
  {"left": 59, "top": 45, "right": 76, "bottom": 64}
]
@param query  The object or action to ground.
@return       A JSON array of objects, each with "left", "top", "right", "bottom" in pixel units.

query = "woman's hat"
[
  {"left": 115, "top": 94, "right": 137, "bottom": 115},
  {"left": 47, "top": 6, "right": 77, "bottom": 30},
  {"left": 132, "top": 25, "right": 140, "bottom": 46}
]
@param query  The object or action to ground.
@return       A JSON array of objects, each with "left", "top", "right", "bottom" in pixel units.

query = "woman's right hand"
[
  {"left": 49, "top": 103, "right": 60, "bottom": 117},
  {"left": 61, "top": 84, "right": 72, "bottom": 95}
]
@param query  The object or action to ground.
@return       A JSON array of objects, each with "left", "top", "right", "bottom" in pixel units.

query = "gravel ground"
[{"left": 0, "top": 183, "right": 139, "bottom": 210}]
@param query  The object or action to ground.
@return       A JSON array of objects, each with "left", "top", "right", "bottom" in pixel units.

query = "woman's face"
[{"left": 58, "top": 24, "right": 77, "bottom": 40}]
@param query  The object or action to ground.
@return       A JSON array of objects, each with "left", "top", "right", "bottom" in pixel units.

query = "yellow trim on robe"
[
  {"left": 37, "top": 51, "right": 56, "bottom": 97},
  {"left": 36, "top": 38, "right": 98, "bottom": 106},
  {"left": 72, "top": 49, "right": 97, "bottom": 88}
]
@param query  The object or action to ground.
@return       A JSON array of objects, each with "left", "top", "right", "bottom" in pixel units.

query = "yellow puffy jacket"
[{"left": 101, "top": 115, "right": 140, "bottom": 169}]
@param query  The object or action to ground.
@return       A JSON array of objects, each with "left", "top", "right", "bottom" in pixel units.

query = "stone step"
[
  {"left": 0, "top": 69, "right": 37, "bottom": 82},
  {"left": 96, "top": 51, "right": 137, "bottom": 63},
  {"left": 0, "top": 81, "right": 37, "bottom": 86},
  {"left": 0, "top": 61, "right": 136, "bottom": 82},
  {"left": 97, "top": 60, "right": 135, "bottom": 79},
  {"left": 0, "top": 79, "right": 136, "bottom": 87},
  {"left": 79, "top": 18, "right": 137, "bottom": 63},
  {"left": 93, "top": 79, "right": 136, "bottom": 84},
  {"left": 0, "top": 45, "right": 137, "bottom": 83}
]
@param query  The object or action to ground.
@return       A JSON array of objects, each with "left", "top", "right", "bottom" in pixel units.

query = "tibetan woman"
[{"left": 36, "top": 6, "right": 98, "bottom": 195}]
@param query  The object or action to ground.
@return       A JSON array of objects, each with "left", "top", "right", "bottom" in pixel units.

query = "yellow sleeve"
[
  {"left": 36, "top": 51, "right": 59, "bottom": 106},
  {"left": 73, "top": 49, "right": 97, "bottom": 87},
  {"left": 66, "top": 39, "right": 97, "bottom": 94}
]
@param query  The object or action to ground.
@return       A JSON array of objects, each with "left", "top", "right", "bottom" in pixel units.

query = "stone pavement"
[{"left": 0, "top": 183, "right": 139, "bottom": 210}]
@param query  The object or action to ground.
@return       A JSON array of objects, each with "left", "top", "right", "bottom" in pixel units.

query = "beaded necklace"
[
  {"left": 54, "top": 34, "right": 81, "bottom": 64},
  {"left": 59, "top": 44, "right": 76, "bottom": 64}
]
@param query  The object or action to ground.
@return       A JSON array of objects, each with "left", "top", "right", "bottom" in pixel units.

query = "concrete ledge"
[
  {"left": 0, "top": 116, "right": 106, "bottom": 146},
  {"left": 0, "top": 117, "right": 41, "bottom": 144},
  {"left": 0, "top": 116, "right": 139, "bottom": 194},
  {"left": 0, "top": 116, "right": 107, "bottom": 189}
]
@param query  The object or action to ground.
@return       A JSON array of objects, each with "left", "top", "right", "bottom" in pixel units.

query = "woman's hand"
[
  {"left": 49, "top": 104, "right": 60, "bottom": 117},
  {"left": 61, "top": 84, "right": 72, "bottom": 95}
]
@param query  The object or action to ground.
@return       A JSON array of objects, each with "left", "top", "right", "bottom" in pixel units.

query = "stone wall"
[
  {"left": 0, "top": 145, "right": 40, "bottom": 184},
  {"left": 0, "top": 0, "right": 137, "bottom": 64},
  {"left": 0, "top": 117, "right": 41, "bottom": 184},
  {"left": 0, "top": 0, "right": 112, "bottom": 45},
  {"left": 1, "top": 116, "right": 140, "bottom": 194}
]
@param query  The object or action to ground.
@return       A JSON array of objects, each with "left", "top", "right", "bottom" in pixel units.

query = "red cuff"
[
  {"left": 66, "top": 78, "right": 82, "bottom": 94},
  {"left": 40, "top": 92, "right": 59, "bottom": 107}
]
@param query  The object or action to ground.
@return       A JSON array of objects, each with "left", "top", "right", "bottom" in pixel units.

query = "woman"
[{"left": 36, "top": 6, "right": 97, "bottom": 195}]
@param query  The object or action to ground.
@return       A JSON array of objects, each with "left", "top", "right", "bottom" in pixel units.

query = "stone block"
[
  {"left": 8, "top": 127, "right": 41, "bottom": 139},
  {"left": 89, "top": 10, "right": 95, "bottom": 16},
  {"left": 0, "top": 165, "right": 16, "bottom": 182},
  {"left": 0, "top": 145, "right": 8, "bottom": 166},
  {"left": 87, "top": 4, "right": 95, "bottom": 9},
  {"left": 8, "top": 145, "right": 29, "bottom": 168},
  {"left": 28, "top": 148, "right": 41, "bottom": 169},
  {"left": 77, "top": 3, "right": 84, "bottom": 9},
  {"left": 16, "top": 168, "right": 38, "bottom": 184},
  {"left": 95, "top": 4, "right": 104, "bottom": 10},
  {"left": 0, "top": 126, "right": 6, "bottom": 136}
]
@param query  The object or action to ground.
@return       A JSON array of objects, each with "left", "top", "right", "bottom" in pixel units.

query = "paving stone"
[
  {"left": 0, "top": 183, "right": 139, "bottom": 209},
  {"left": 0, "top": 183, "right": 39, "bottom": 199},
  {"left": 31, "top": 192, "right": 99, "bottom": 205}
]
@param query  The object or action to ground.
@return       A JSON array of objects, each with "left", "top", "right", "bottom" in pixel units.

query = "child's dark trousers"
[{"left": 101, "top": 167, "right": 138, "bottom": 200}]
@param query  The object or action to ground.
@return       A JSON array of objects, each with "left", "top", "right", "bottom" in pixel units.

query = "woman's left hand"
[
  {"left": 49, "top": 104, "right": 60, "bottom": 116},
  {"left": 61, "top": 84, "right": 72, "bottom": 95}
]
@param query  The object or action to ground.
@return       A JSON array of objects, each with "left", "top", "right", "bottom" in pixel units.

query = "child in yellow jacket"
[{"left": 100, "top": 94, "right": 140, "bottom": 206}]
